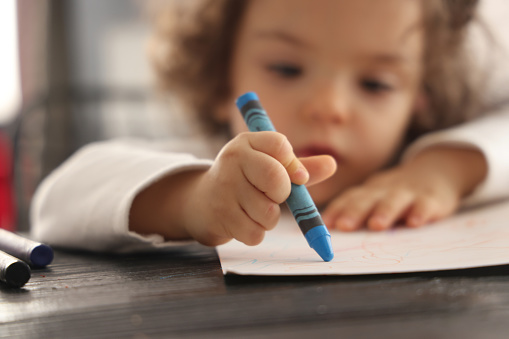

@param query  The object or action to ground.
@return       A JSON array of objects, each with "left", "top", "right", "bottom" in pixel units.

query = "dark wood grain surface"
[{"left": 2, "top": 244, "right": 509, "bottom": 338}]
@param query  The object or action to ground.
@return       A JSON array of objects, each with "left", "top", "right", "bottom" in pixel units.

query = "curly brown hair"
[{"left": 149, "top": 0, "right": 482, "bottom": 140}]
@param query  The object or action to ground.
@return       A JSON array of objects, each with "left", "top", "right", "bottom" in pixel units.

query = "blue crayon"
[
  {"left": 236, "top": 92, "right": 334, "bottom": 262},
  {"left": 0, "top": 229, "right": 54, "bottom": 267}
]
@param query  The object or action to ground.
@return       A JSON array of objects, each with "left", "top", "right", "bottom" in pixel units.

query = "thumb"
[{"left": 299, "top": 155, "right": 337, "bottom": 186}]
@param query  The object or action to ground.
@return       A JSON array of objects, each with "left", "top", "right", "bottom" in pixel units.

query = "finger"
[
  {"left": 244, "top": 132, "right": 309, "bottom": 185},
  {"left": 325, "top": 190, "right": 379, "bottom": 231},
  {"left": 322, "top": 203, "right": 351, "bottom": 232},
  {"left": 299, "top": 155, "right": 337, "bottom": 187},
  {"left": 236, "top": 178, "right": 280, "bottom": 231},
  {"left": 240, "top": 149, "right": 292, "bottom": 203},
  {"left": 224, "top": 202, "right": 267, "bottom": 246},
  {"left": 405, "top": 197, "right": 437, "bottom": 228},
  {"left": 406, "top": 196, "right": 457, "bottom": 228},
  {"left": 367, "top": 190, "right": 414, "bottom": 231},
  {"left": 322, "top": 192, "right": 358, "bottom": 231}
]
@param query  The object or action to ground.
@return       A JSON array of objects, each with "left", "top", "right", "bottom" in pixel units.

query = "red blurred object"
[{"left": 0, "top": 132, "right": 15, "bottom": 231}]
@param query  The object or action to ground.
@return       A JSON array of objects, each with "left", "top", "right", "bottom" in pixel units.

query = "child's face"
[{"left": 225, "top": 0, "right": 424, "bottom": 205}]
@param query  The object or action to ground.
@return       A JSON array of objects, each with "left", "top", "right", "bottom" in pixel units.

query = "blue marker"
[
  {"left": 236, "top": 92, "right": 334, "bottom": 262},
  {"left": 0, "top": 229, "right": 54, "bottom": 267}
]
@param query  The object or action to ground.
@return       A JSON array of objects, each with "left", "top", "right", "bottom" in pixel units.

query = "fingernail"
[
  {"left": 337, "top": 217, "right": 355, "bottom": 231},
  {"left": 294, "top": 165, "right": 309, "bottom": 184},
  {"left": 369, "top": 215, "right": 389, "bottom": 230}
]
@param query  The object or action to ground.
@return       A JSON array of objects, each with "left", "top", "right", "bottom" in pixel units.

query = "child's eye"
[
  {"left": 361, "top": 79, "right": 393, "bottom": 93},
  {"left": 267, "top": 64, "right": 302, "bottom": 78}
]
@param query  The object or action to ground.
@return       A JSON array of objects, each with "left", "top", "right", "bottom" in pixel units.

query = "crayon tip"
[
  {"left": 310, "top": 234, "right": 334, "bottom": 262},
  {"left": 304, "top": 225, "right": 334, "bottom": 262},
  {"left": 30, "top": 244, "right": 54, "bottom": 267}
]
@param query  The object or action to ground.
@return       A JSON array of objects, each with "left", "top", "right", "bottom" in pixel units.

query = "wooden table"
[{"left": 2, "top": 244, "right": 509, "bottom": 338}]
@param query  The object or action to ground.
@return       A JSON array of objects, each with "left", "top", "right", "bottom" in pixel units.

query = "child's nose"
[{"left": 302, "top": 78, "right": 351, "bottom": 125}]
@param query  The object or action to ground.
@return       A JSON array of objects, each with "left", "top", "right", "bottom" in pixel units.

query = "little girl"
[{"left": 31, "top": 0, "right": 509, "bottom": 251}]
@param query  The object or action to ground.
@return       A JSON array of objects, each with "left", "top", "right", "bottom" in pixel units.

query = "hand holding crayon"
[{"left": 236, "top": 92, "right": 334, "bottom": 261}]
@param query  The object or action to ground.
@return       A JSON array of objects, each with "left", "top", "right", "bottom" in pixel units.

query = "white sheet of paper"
[{"left": 217, "top": 200, "right": 509, "bottom": 276}]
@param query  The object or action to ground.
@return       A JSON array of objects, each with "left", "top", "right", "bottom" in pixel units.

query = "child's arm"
[
  {"left": 130, "top": 131, "right": 336, "bottom": 246},
  {"left": 322, "top": 147, "right": 487, "bottom": 231},
  {"left": 30, "top": 139, "right": 215, "bottom": 252},
  {"left": 323, "top": 108, "right": 509, "bottom": 231}
]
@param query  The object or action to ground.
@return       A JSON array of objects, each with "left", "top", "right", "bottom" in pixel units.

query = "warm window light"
[{"left": 0, "top": 0, "right": 21, "bottom": 125}]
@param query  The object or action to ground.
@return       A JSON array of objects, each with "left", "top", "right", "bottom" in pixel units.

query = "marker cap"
[{"left": 30, "top": 244, "right": 54, "bottom": 267}]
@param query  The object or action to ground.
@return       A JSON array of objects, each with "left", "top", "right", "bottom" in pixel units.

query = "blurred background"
[
  {"left": 1, "top": 0, "right": 191, "bottom": 231},
  {"left": 0, "top": 0, "right": 508, "bottom": 231}
]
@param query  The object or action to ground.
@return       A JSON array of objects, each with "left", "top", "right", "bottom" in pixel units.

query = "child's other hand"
[
  {"left": 186, "top": 132, "right": 336, "bottom": 246},
  {"left": 322, "top": 147, "right": 487, "bottom": 231}
]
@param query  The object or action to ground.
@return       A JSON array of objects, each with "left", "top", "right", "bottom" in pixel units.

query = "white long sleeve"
[
  {"left": 30, "top": 138, "right": 220, "bottom": 252},
  {"left": 403, "top": 107, "right": 509, "bottom": 206}
]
